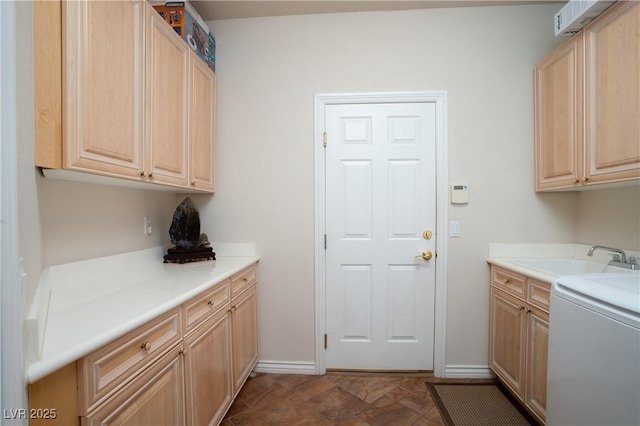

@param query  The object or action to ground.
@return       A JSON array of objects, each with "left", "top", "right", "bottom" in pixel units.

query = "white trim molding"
[
  {"left": 314, "top": 91, "right": 449, "bottom": 377},
  {"left": 254, "top": 360, "right": 317, "bottom": 375},
  {"left": 1, "top": 0, "right": 28, "bottom": 421},
  {"left": 444, "top": 365, "right": 496, "bottom": 379}
]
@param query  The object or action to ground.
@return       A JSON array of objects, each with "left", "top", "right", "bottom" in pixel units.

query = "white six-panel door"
[{"left": 325, "top": 102, "right": 437, "bottom": 371}]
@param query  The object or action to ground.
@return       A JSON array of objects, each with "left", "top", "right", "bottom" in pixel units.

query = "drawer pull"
[
  {"left": 503, "top": 278, "right": 510, "bottom": 284},
  {"left": 242, "top": 277, "right": 248, "bottom": 283},
  {"left": 140, "top": 341, "right": 151, "bottom": 352},
  {"left": 207, "top": 299, "right": 214, "bottom": 307},
  {"left": 228, "top": 305, "right": 237, "bottom": 314}
]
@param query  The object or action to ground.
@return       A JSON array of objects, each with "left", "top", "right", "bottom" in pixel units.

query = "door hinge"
[
  {"left": 324, "top": 234, "right": 327, "bottom": 250},
  {"left": 323, "top": 132, "right": 327, "bottom": 148},
  {"left": 324, "top": 333, "right": 328, "bottom": 349}
]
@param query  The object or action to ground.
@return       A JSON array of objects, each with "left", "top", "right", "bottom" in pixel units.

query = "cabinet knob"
[
  {"left": 503, "top": 278, "right": 510, "bottom": 284},
  {"left": 520, "top": 306, "right": 525, "bottom": 311},
  {"left": 207, "top": 299, "right": 214, "bottom": 307},
  {"left": 140, "top": 171, "right": 146, "bottom": 178},
  {"left": 148, "top": 172, "right": 153, "bottom": 179},
  {"left": 179, "top": 349, "right": 187, "bottom": 357},
  {"left": 191, "top": 181, "right": 196, "bottom": 187},
  {"left": 140, "top": 341, "right": 151, "bottom": 352},
  {"left": 582, "top": 177, "right": 589, "bottom": 183},
  {"left": 242, "top": 277, "right": 248, "bottom": 283}
]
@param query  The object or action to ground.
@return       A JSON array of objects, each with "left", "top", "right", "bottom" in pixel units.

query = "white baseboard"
[
  {"left": 444, "top": 365, "right": 495, "bottom": 379},
  {"left": 254, "top": 360, "right": 318, "bottom": 375},
  {"left": 253, "top": 361, "right": 493, "bottom": 379}
]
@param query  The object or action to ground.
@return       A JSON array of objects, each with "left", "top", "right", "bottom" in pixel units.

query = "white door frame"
[
  {"left": 314, "top": 91, "right": 448, "bottom": 377},
  {"left": 1, "top": 0, "right": 27, "bottom": 419}
]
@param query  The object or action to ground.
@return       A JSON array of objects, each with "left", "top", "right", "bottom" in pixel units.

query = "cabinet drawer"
[
  {"left": 527, "top": 279, "right": 551, "bottom": 312},
  {"left": 231, "top": 264, "right": 257, "bottom": 299},
  {"left": 78, "top": 308, "right": 182, "bottom": 415},
  {"left": 491, "top": 266, "right": 526, "bottom": 299},
  {"left": 184, "top": 279, "right": 230, "bottom": 335}
]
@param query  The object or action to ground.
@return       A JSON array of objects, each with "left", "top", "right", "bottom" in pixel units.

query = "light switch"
[{"left": 450, "top": 221, "right": 460, "bottom": 238}]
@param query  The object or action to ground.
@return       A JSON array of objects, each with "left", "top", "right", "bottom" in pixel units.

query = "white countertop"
[
  {"left": 26, "top": 246, "right": 260, "bottom": 384},
  {"left": 486, "top": 243, "right": 640, "bottom": 283}
]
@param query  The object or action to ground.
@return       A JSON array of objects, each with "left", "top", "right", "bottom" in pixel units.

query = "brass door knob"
[{"left": 415, "top": 250, "right": 433, "bottom": 261}]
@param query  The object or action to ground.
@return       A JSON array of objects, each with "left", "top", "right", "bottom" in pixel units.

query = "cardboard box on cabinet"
[
  {"left": 207, "top": 32, "right": 216, "bottom": 72},
  {"left": 152, "top": 1, "right": 214, "bottom": 72}
]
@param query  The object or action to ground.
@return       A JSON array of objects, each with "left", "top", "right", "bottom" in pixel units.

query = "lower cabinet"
[
  {"left": 489, "top": 265, "right": 549, "bottom": 424},
  {"left": 183, "top": 308, "right": 232, "bottom": 426},
  {"left": 28, "top": 263, "right": 259, "bottom": 426},
  {"left": 82, "top": 345, "right": 186, "bottom": 425},
  {"left": 231, "top": 283, "right": 259, "bottom": 395}
]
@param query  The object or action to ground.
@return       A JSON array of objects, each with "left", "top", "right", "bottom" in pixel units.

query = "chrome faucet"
[{"left": 587, "top": 246, "right": 627, "bottom": 264}]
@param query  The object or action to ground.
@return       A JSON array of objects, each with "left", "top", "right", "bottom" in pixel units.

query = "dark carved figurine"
[
  {"left": 164, "top": 198, "right": 215, "bottom": 263},
  {"left": 169, "top": 197, "right": 201, "bottom": 249}
]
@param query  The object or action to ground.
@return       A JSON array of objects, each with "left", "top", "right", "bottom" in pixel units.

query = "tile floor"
[{"left": 221, "top": 372, "right": 446, "bottom": 425}]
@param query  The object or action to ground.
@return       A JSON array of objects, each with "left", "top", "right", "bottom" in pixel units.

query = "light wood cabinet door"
[
  {"left": 525, "top": 307, "right": 549, "bottom": 423},
  {"left": 63, "top": 0, "right": 144, "bottom": 177},
  {"left": 534, "top": 34, "right": 583, "bottom": 191},
  {"left": 489, "top": 287, "right": 526, "bottom": 400},
  {"left": 77, "top": 308, "right": 182, "bottom": 415},
  {"left": 231, "top": 285, "right": 259, "bottom": 395},
  {"left": 189, "top": 56, "right": 216, "bottom": 192},
  {"left": 145, "top": 6, "right": 189, "bottom": 187},
  {"left": 82, "top": 346, "right": 185, "bottom": 426},
  {"left": 183, "top": 309, "right": 232, "bottom": 426},
  {"left": 584, "top": 1, "right": 640, "bottom": 184}
]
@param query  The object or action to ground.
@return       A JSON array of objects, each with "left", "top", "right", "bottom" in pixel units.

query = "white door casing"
[{"left": 315, "top": 92, "right": 448, "bottom": 376}]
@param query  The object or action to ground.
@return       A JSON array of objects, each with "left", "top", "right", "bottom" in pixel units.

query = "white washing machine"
[{"left": 546, "top": 272, "right": 640, "bottom": 426}]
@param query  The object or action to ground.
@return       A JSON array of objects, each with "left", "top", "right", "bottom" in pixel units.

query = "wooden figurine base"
[{"left": 163, "top": 246, "right": 215, "bottom": 264}]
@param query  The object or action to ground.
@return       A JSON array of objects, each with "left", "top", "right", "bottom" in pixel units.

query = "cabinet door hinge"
[
  {"left": 323, "top": 132, "right": 327, "bottom": 148},
  {"left": 324, "top": 333, "right": 328, "bottom": 349}
]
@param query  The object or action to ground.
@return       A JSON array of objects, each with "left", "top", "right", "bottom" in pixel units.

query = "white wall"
[
  {"left": 17, "top": 2, "right": 638, "bottom": 379},
  {"left": 39, "top": 179, "right": 179, "bottom": 267},
  {"left": 577, "top": 186, "right": 640, "bottom": 251},
  {"left": 203, "top": 3, "right": 579, "bottom": 370}
]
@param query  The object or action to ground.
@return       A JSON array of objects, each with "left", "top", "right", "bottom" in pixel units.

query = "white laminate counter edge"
[
  {"left": 486, "top": 257, "right": 560, "bottom": 283},
  {"left": 26, "top": 246, "right": 259, "bottom": 384}
]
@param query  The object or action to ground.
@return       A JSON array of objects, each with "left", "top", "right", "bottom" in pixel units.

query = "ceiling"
[{"left": 191, "top": 0, "right": 564, "bottom": 22}]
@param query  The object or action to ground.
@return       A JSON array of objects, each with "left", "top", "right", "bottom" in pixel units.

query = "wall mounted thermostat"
[{"left": 450, "top": 184, "right": 469, "bottom": 204}]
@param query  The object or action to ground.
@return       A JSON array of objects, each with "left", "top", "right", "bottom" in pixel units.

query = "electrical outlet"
[{"left": 144, "top": 217, "right": 153, "bottom": 235}]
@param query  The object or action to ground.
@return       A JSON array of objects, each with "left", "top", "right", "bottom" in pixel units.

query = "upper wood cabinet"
[
  {"left": 190, "top": 58, "right": 217, "bottom": 192},
  {"left": 145, "top": 7, "right": 190, "bottom": 187},
  {"left": 534, "top": 1, "right": 640, "bottom": 191},
  {"left": 63, "top": 0, "right": 145, "bottom": 178},
  {"left": 34, "top": 1, "right": 216, "bottom": 193},
  {"left": 584, "top": 1, "right": 640, "bottom": 185},
  {"left": 534, "top": 34, "right": 583, "bottom": 190}
]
